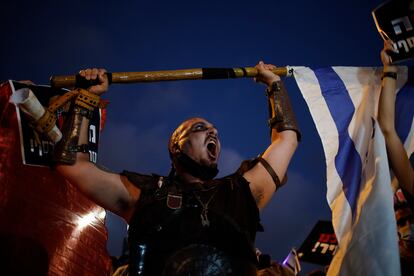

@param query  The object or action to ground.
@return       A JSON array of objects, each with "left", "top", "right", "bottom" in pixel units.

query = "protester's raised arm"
[
  {"left": 243, "top": 61, "right": 300, "bottom": 209},
  {"left": 55, "top": 68, "right": 141, "bottom": 221},
  {"left": 378, "top": 41, "right": 414, "bottom": 196},
  {"left": 378, "top": 40, "right": 398, "bottom": 134}
]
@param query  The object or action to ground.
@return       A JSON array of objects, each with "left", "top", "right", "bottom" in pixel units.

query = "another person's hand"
[
  {"left": 254, "top": 61, "right": 281, "bottom": 87},
  {"left": 78, "top": 68, "right": 109, "bottom": 95},
  {"left": 380, "top": 40, "right": 398, "bottom": 70}
]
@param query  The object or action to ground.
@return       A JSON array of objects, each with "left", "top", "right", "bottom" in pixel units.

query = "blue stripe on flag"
[
  {"left": 395, "top": 67, "right": 414, "bottom": 143},
  {"left": 312, "top": 67, "right": 362, "bottom": 219}
]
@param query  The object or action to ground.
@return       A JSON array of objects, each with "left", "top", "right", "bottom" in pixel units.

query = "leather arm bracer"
[
  {"left": 266, "top": 81, "right": 301, "bottom": 142},
  {"left": 53, "top": 89, "right": 100, "bottom": 165}
]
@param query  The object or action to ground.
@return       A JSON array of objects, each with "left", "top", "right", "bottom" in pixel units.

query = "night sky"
[{"left": 0, "top": 0, "right": 395, "bottom": 273}]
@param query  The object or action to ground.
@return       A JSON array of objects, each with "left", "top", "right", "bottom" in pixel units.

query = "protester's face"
[{"left": 175, "top": 118, "right": 221, "bottom": 167}]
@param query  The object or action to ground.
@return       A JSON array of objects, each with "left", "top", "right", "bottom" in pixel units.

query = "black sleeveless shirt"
[{"left": 122, "top": 161, "right": 263, "bottom": 275}]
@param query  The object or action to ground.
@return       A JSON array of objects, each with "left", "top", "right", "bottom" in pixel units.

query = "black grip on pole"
[
  {"left": 74, "top": 73, "right": 113, "bottom": 88},
  {"left": 201, "top": 68, "right": 237, "bottom": 79}
]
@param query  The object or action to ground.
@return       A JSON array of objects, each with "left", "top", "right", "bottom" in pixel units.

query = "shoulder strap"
[
  {"left": 236, "top": 157, "right": 286, "bottom": 189},
  {"left": 256, "top": 156, "right": 284, "bottom": 189}
]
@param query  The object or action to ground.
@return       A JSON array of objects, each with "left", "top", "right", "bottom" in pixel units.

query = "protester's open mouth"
[{"left": 206, "top": 139, "right": 217, "bottom": 159}]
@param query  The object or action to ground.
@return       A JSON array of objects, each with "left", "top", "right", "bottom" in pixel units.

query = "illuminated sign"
[{"left": 297, "top": 220, "right": 337, "bottom": 266}]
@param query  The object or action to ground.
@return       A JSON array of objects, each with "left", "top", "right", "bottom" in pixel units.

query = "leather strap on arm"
[
  {"left": 266, "top": 80, "right": 301, "bottom": 142},
  {"left": 257, "top": 156, "right": 286, "bottom": 189},
  {"left": 53, "top": 89, "right": 101, "bottom": 165}
]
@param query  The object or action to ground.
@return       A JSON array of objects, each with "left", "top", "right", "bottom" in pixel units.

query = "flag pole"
[{"left": 50, "top": 66, "right": 293, "bottom": 88}]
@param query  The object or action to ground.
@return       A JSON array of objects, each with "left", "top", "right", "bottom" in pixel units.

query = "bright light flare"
[{"left": 75, "top": 208, "right": 106, "bottom": 231}]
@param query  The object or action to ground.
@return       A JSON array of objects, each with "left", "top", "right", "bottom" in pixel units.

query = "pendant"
[{"left": 200, "top": 208, "right": 210, "bottom": 227}]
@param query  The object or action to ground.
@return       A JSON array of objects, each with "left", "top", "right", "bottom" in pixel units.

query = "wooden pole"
[{"left": 50, "top": 67, "right": 293, "bottom": 88}]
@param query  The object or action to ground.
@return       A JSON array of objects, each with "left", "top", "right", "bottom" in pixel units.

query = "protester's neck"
[{"left": 175, "top": 170, "right": 204, "bottom": 184}]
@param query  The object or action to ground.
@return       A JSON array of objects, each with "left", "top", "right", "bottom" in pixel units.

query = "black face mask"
[{"left": 174, "top": 152, "right": 219, "bottom": 180}]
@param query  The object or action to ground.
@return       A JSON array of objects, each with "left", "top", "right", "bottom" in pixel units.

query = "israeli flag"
[{"left": 293, "top": 66, "right": 414, "bottom": 276}]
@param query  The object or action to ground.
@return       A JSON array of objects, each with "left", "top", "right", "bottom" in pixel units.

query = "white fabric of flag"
[{"left": 293, "top": 66, "right": 414, "bottom": 276}]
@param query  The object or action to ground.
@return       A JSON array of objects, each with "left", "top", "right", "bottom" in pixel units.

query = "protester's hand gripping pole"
[{"left": 50, "top": 67, "right": 293, "bottom": 88}]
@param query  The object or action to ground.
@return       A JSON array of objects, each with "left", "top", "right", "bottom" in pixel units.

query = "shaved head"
[{"left": 168, "top": 117, "right": 209, "bottom": 156}]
